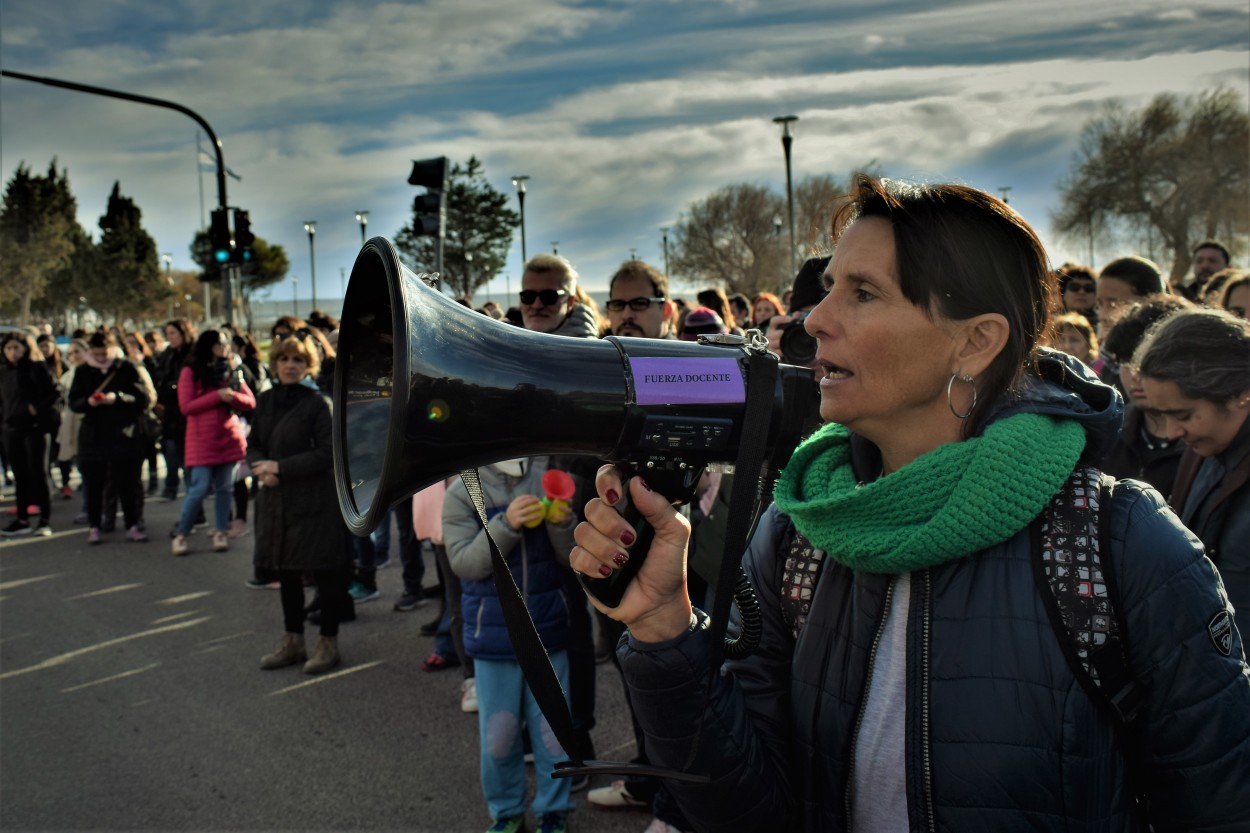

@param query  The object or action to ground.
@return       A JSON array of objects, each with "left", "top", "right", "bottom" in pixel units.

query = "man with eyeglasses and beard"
[
  {"left": 518, "top": 254, "right": 599, "bottom": 338},
  {"left": 604, "top": 260, "right": 676, "bottom": 339}
]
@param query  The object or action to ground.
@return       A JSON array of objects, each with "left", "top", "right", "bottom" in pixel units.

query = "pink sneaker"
[
  {"left": 126, "top": 525, "right": 149, "bottom": 543},
  {"left": 227, "top": 518, "right": 249, "bottom": 538},
  {"left": 87, "top": 527, "right": 102, "bottom": 546}
]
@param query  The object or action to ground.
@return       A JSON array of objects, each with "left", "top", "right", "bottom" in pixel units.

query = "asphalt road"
[{"left": 0, "top": 473, "right": 662, "bottom": 833}]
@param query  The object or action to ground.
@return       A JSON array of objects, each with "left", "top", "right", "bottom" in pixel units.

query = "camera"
[{"left": 779, "top": 312, "right": 817, "bottom": 365}]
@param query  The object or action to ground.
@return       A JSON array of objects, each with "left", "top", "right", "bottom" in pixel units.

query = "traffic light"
[
  {"left": 233, "top": 209, "right": 254, "bottom": 264},
  {"left": 408, "top": 156, "right": 448, "bottom": 238},
  {"left": 210, "top": 208, "right": 232, "bottom": 264}
]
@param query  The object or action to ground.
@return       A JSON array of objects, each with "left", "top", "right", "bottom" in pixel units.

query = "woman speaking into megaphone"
[{"left": 570, "top": 175, "right": 1250, "bottom": 832}]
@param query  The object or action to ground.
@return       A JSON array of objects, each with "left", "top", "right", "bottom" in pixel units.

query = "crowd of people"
[{"left": 2, "top": 176, "right": 1248, "bottom": 833}]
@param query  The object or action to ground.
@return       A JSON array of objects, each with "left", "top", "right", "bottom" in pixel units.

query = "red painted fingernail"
[
  {"left": 612, "top": 552, "right": 629, "bottom": 567},
  {"left": 605, "top": 489, "right": 620, "bottom": 505},
  {"left": 620, "top": 529, "right": 636, "bottom": 546},
  {"left": 639, "top": 478, "right": 652, "bottom": 492},
  {"left": 598, "top": 564, "right": 613, "bottom": 578}
]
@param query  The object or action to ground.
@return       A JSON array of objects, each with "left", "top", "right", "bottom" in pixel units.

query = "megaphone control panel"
[{"left": 640, "top": 415, "right": 734, "bottom": 452}]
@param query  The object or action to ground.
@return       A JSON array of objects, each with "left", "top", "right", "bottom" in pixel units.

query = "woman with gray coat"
[{"left": 248, "top": 332, "right": 351, "bottom": 675}]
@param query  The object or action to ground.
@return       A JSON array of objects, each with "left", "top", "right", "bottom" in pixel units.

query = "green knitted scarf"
[{"left": 773, "top": 414, "right": 1086, "bottom": 574}]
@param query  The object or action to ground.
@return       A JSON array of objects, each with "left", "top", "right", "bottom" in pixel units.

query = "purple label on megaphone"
[{"left": 630, "top": 357, "right": 745, "bottom": 405}]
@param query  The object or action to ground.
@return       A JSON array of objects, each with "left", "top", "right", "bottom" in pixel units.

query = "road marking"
[
  {"left": 0, "top": 617, "right": 211, "bottom": 680},
  {"left": 62, "top": 663, "right": 160, "bottom": 693},
  {"left": 198, "top": 631, "right": 253, "bottom": 645},
  {"left": 69, "top": 583, "right": 145, "bottom": 599},
  {"left": 0, "top": 528, "right": 80, "bottom": 546},
  {"left": 152, "top": 611, "right": 200, "bottom": 624},
  {"left": 0, "top": 573, "right": 64, "bottom": 591},
  {"left": 268, "top": 661, "right": 385, "bottom": 695},
  {"left": 0, "top": 632, "right": 31, "bottom": 644},
  {"left": 156, "top": 591, "right": 212, "bottom": 605}
]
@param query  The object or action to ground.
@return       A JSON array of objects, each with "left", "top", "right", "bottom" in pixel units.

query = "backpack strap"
[
  {"left": 779, "top": 519, "right": 827, "bottom": 640},
  {"left": 1032, "top": 465, "right": 1144, "bottom": 727}
]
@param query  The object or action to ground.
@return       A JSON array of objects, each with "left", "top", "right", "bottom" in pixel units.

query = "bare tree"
[
  {"left": 1053, "top": 87, "right": 1249, "bottom": 284},
  {"left": 669, "top": 184, "right": 789, "bottom": 297}
]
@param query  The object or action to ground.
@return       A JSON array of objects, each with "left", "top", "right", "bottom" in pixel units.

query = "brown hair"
[{"left": 830, "top": 175, "right": 1052, "bottom": 436}]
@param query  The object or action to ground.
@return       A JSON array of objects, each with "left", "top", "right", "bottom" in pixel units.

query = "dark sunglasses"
[
  {"left": 606, "top": 297, "right": 665, "bottom": 312},
  {"left": 272, "top": 327, "right": 313, "bottom": 341},
  {"left": 1065, "top": 282, "right": 1095, "bottom": 293},
  {"left": 518, "top": 289, "right": 568, "bottom": 306}
]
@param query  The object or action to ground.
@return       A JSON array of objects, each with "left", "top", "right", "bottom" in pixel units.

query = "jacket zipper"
[
  {"left": 921, "top": 569, "right": 935, "bottom": 833},
  {"left": 844, "top": 577, "right": 895, "bottom": 823}
]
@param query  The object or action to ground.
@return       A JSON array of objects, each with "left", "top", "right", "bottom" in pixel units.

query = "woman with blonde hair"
[{"left": 251, "top": 331, "right": 352, "bottom": 674}]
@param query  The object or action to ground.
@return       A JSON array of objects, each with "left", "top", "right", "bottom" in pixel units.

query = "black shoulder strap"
[{"left": 1032, "top": 466, "right": 1144, "bottom": 727}]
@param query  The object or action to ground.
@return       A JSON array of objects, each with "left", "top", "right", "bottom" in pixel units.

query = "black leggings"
[
  {"left": 3, "top": 431, "right": 52, "bottom": 521},
  {"left": 82, "top": 457, "right": 143, "bottom": 529},
  {"left": 278, "top": 568, "right": 349, "bottom": 638}
]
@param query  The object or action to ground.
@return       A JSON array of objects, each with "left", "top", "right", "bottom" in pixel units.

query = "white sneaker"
[
  {"left": 460, "top": 677, "right": 478, "bottom": 713},
  {"left": 587, "top": 780, "right": 647, "bottom": 808}
]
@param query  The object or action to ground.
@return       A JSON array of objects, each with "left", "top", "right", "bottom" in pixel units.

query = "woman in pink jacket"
[{"left": 172, "top": 330, "right": 255, "bottom": 556}]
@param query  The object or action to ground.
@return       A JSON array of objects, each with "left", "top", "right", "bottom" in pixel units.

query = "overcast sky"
[{"left": 2, "top": 0, "right": 1247, "bottom": 307}]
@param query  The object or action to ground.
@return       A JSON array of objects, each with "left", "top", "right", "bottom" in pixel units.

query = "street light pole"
[
  {"left": 291, "top": 276, "right": 298, "bottom": 318},
  {"left": 512, "top": 176, "right": 529, "bottom": 265},
  {"left": 773, "top": 115, "right": 799, "bottom": 279},
  {"left": 661, "top": 227, "right": 670, "bottom": 275},
  {"left": 355, "top": 210, "right": 369, "bottom": 245},
  {"left": 998, "top": 186, "right": 1012, "bottom": 205},
  {"left": 163, "top": 253, "right": 173, "bottom": 319},
  {"left": 303, "top": 221, "right": 317, "bottom": 312}
]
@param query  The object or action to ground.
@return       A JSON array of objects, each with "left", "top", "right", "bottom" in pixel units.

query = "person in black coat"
[
  {"left": 0, "top": 331, "right": 58, "bottom": 536},
  {"left": 154, "top": 319, "right": 196, "bottom": 500},
  {"left": 249, "top": 332, "right": 351, "bottom": 675},
  {"left": 68, "top": 331, "right": 150, "bottom": 544}
]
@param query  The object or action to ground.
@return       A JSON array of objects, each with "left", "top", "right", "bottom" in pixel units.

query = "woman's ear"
[{"left": 954, "top": 313, "right": 1010, "bottom": 378}]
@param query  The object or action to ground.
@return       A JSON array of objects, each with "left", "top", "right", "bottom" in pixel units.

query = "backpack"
[{"left": 780, "top": 464, "right": 1143, "bottom": 731}]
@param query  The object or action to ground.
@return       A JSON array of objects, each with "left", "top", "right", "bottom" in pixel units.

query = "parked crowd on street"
[{"left": 3, "top": 178, "right": 1248, "bottom": 833}]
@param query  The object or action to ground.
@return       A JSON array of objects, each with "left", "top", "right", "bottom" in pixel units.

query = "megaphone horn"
[{"left": 333, "top": 237, "right": 818, "bottom": 542}]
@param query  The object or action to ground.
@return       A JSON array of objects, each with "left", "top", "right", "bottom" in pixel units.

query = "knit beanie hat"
[{"left": 680, "top": 307, "right": 727, "bottom": 341}]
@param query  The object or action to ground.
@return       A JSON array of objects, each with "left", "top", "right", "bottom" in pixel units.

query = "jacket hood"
[
  {"left": 849, "top": 348, "right": 1124, "bottom": 476},
  {"left": 980, "top": 347, "right": 1124, "bottom": 465},
  {"left": 552, "top": 303, "right": 601, "bottom": 339}
]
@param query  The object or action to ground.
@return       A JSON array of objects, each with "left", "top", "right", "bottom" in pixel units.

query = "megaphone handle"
[
  {"left": 579, "top": 467, "right": 698, "bottom": 609},
  {"left": 580, "top": 498, "right": 654, "bottom": 608}
]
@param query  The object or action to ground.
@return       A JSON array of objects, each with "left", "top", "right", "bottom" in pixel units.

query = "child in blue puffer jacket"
[{"left": 444, "top": 457, "right": 579, "bottom": 833}]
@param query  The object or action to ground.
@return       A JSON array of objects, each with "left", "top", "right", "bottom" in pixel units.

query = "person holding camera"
[
  {"left": 171, "top": 330, "right": 255, "bottom": 557},
  {"left": 572, "top": 176, "right": 1250, "bottom": 831},
  {"left": 764, "top": 255, "right": 830, "bottom": 368}
]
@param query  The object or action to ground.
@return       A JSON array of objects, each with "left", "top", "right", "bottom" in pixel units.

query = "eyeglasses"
[
  {"left": 606, "top": 297, "right": 666, "bottom": 312},
  {"left": 273, "top": 327, "right": 313, "bottom": 341},
  {"left": 1065, "top": 282, "right": 1095, "bottom": 293},
  {"left": 518, "top": 289, "right": 568, "bottom": 306}
]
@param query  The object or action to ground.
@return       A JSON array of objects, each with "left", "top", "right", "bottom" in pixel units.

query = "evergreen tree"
[
  {"left": 394, "top": 156, "right": 519, "bottom": 301},
  {"left": 0, "top": 161, "right": 78, "bottom": 325},
  {"left": 90, "top": 182, "right": 164, "bottom": 324}
]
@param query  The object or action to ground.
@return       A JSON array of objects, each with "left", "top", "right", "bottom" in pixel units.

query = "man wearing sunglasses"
[
  {"left": 604, "top": 260, "right": 675, "bottom": 339},
  {"left": 519, "top": 254, "right": 597, "bottom": 337}
]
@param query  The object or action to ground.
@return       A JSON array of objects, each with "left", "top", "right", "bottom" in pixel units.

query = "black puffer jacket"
[{"left": 619, "top": 354, "right": 1250, "bottom": 832}]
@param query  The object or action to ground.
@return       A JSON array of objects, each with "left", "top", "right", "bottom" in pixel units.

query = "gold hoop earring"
[{"left": 947, "top": 372, "right": 977, "bottom": 420}]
